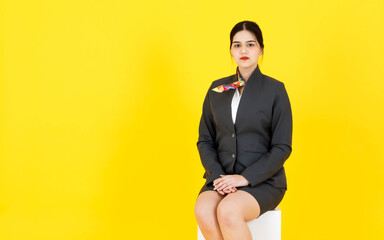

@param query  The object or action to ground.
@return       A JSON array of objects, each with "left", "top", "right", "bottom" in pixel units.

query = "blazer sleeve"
[
  {"left": 197, "top": 83, "right": 226, "bottom": 187},
  {"left": 240, "top": 83, "right": 293, "bottom": 187}
]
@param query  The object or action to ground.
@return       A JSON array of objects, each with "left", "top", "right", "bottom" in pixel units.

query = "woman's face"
[{"left": 230, "top": 30, "right": 263, "bottom": 70}]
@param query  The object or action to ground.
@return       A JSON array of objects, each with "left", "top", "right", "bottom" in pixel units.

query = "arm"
[
  {"left": 240, "top": 83, "right": 293, "bottom": 187},
  {"left": 197, "top": 84, "right": 226, "bottom": 187}
]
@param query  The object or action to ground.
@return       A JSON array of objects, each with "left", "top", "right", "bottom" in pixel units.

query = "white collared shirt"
[{"left": 231, "top": 88, "right": 242, "bottom": 124}]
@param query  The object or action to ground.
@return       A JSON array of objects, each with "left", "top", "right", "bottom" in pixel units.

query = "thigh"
[
  {"left": 237, "top": 183, "right": 286, "bottom": 217},
  {"left": 195, "top": 190, "right": 224, "bottom": 209},
  {"left": 195, "top": 190, "right": 225, "bottom": 217},
  {"left": 218, "top": 190, "right": 261, "bottom": 222}
]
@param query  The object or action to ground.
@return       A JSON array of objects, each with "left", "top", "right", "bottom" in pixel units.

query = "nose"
[{"left": 240, "top": 45, "right": 247, "bottom": 54}]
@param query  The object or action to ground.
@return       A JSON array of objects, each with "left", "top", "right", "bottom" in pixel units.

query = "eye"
[
  {"left": 233, "top": 44, "right": 240, "bottom": 48},
  {"left": 248, "top": 43, "right": 254, "bottom": 47}
]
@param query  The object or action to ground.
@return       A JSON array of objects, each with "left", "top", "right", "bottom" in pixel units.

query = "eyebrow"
[{"left": 232, "top": 40, "right": 256, "bottom": 43}]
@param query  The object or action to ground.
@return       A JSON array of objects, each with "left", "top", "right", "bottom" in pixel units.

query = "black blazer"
[{"left": 197, "top": 65, "right": 292, "bottom": 190}]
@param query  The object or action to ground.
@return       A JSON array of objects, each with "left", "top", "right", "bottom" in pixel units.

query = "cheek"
[{"left": 253, "top": 49, "right": 262, "bottom": 57}]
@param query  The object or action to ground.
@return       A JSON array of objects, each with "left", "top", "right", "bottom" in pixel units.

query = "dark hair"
[{"left": 230, "top": 21, "right": 264, "bottom": 52}]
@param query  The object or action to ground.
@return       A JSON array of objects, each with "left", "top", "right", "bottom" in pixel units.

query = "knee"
[
  {"left": 216, "top": 202, "right": 242, "bottom": 228},
  {"left": 194, "top": 204, "right": 219, "bottom": 235},
  {"left": 194, "top": 202, "right": 217, "bottom": 230},
  {"left": 194, "top": 201, "right": 208, "bottom": 220}
]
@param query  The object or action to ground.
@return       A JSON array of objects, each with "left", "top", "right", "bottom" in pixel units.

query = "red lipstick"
[{"left": 240, "top": 56, "right": 249, "bottom": 60}]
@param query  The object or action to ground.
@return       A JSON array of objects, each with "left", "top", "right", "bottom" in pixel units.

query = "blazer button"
[
  {"left": 232, "top": 154, "right": 235, "bottom": 158},
  {"left": 232, "top": 133, "right": 235, "bottom": 138}
]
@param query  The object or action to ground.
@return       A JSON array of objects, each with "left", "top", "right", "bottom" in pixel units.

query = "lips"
[{"left": 240, "top": 57, "right": 249, "bottom": 60}]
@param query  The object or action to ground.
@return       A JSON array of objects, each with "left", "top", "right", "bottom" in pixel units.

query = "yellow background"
[{"left": 1, "top": 0, "right": 383, "bottom": 239}]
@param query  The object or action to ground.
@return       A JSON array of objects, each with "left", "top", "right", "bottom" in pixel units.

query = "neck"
[{"left": 238, "top": 65, "right": 257, "bottom": 82}]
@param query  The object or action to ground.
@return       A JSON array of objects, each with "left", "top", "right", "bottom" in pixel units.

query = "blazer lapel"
[
  {"left": 221, "top": 74, "right": 237, "bottom": 132},
  {"left": 234, "top": 65, "right": 263, "bottom": 130}
]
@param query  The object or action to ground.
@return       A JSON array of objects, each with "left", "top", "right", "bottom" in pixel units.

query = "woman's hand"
[
  {"left": 214, "top": 184, "right": 237, "bottom": 195},
  {"left": 213, "top": 174, "right": 250, "bottom": 193}
]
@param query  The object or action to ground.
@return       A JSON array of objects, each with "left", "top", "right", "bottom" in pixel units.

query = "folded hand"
[{"left": 213, "top": 174, "right": 249, "bottom": 195}]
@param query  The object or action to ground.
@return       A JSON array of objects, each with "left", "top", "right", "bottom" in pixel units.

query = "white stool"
[{"left": 197, "top": 206, "right": 281, "bottom": 240}]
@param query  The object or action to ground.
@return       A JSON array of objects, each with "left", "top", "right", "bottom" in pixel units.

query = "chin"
[{"left": 237, "top": 62, "right": 257, "bottom": 69}]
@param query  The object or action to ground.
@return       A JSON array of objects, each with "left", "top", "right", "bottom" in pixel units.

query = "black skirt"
[{"left": 198, "top": 181, "right": 286, "bottom": 218}]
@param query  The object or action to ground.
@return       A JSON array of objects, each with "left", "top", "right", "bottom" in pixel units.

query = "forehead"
[{"left": 232, "top": 30, "right": 257, "bottom": 42}]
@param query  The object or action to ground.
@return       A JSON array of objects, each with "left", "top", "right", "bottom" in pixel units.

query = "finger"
[
  {"left": 223, "top": 177, "right": 235, "bottom": 184},
  {"left": 218, "top": 179, "right": 230, "bottom": 187},
  {"left": 214, "top": 181, "right": 226, "bottom": 190},
  {"left": 224, "top": 189, "right": 232, "bottom": 194},
  {"left": 217, "top": 189, "right": 226, "bottom": 195},
  {"left": 216, "top": 182, "right": 230, "bottom": 191},
  {"left": 213, "top": 178, "right": 221, "bottom": 184},
  {"left": 219, "top": 181, "right": 233, "bottom": 190},
  {"left": 222, "top": 185, "right": 233, "bottom": 191},
  {"left": 226, "top": 187, "right": 237, "bottom": 194},
  {"left": 223, "top": 188, "right": 231, "bottom": 194},
  {"left": 213, "top": 178, "right": 224, "bottom": 187}
]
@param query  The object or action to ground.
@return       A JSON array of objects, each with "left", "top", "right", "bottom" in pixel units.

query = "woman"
[{"left": 194, "top": 20, "right": 293, "bottom": 240}]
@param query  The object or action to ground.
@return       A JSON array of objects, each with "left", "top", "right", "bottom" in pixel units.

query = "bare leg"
[
  {"left": 217, "top": 190, "right": 261, "bottom": 240},
  {"left": 195, "top": 191, "right": 225, "bottom": 240}
]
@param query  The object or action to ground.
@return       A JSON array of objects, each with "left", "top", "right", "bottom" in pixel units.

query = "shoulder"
[
  {"left": 261, "top": 73, "right": 285, "bottom": 89},
  {"left": 259, "top": 73, "right": 290, "bottom": 101},
  {"left": 260, "top": 74, "right": 291, "bottom": 105}
]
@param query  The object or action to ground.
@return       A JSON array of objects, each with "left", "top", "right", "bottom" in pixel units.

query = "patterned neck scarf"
[{"left": 212, "top": 67, "right": 246, "bottom": 93}]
